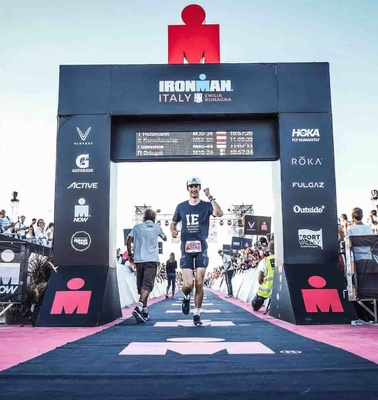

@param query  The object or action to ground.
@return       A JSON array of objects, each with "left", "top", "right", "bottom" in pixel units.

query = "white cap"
[{"left": 186, "top": 177, "right": 201, "bottom": 187}]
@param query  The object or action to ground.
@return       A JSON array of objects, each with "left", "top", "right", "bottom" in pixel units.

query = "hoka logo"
[{"left": 292, "top": 129, "right": 320, "bottom": 142}]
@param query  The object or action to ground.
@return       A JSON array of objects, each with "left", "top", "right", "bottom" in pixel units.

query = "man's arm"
[
  {"left": 170, "top": 221, "right": 179, "bottom": 238},
  {"left": 203, "top": 188, "right": 223, "bottom": 217},
  {"left": 258, "top": 271, "right": 264, "bottom": 285},
  {"left": 126, "top": 236, "right": 136, "bottom": 271}
]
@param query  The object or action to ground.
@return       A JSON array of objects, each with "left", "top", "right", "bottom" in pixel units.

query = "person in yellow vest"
[{"left": 251, "top": 240, "right": 275, "bottom": 311}]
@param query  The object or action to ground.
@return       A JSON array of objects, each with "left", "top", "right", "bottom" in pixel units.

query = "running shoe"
[
  {"left": 181, "top": 296, "right": 191, "bottom": 315},
  {"left": 132, "top": 306, "right": 147, "bottom": 323},
  {"left": 142, "top": 310, "right": 149, "bottom": 321},
  {"left": 193, "top": 314, "right": 203, "bottom": 327}
]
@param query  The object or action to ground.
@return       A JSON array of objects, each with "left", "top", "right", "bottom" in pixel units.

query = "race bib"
[{"left": 185, "top": 240, "right": 202, "bottom": 253}]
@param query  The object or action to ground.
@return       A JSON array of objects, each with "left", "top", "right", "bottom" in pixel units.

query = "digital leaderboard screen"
[
  {"left": 111, "top": 119, "right": 278, "bottom": 162},
  {"left": 135, "top": 131, "right": 253, "bottom": 158}
]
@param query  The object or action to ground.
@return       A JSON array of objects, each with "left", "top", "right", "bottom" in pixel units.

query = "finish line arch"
[{"left": 36, "top": 63, "right": 356, "bottom": 326}]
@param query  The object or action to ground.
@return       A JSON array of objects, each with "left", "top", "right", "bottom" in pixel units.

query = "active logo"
[
  {"left": 71, "top": 231, "right": 92, "bottom": 252},
  {"left": 293, "top": 205, "right": 325, "bottom": 214},
  {"left": 291, "top": 157, "right": 322, "bottom": 166},
  {"left": 292, "top": 129, "right": 320, "bottom": 142},
  {"left": 72, "top": 154, "right": 93, "bottom": 173},
  {"left": 292, "top": 182, "right": 324, "bottom": 189},
  {"left": 298, "top": 229, "right": 323, "bottom": 249},
  {"left": 74, "top": 127, "right": 93, "bottom": 146},
  {"left": 73, "top": 198, "right": 90, "bottom": 222},
  {"left": 67, "top": 182, "right": 98, "bottom": 189},
  {"left": 158, "top": 73, "right": 233, "bottom": 104}
]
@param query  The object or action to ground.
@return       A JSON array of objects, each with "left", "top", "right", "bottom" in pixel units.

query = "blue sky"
[{"left": 1, "top": 0, "right": 377, "bottom": 247}]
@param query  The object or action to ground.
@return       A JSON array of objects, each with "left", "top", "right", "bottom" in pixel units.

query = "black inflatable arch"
[{"left": 36, "top": 63, "right": 356, "bottom": 326}]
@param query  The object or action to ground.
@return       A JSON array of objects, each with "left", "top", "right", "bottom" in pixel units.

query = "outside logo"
[
  {"left": 72, "top": 154, "right": 93, "bottom": 173},
  {"left": 67, "top": 182, "right": 98, "bottom": 189},
  {"left": 71, "top": 231, "right": 92, "bottom": 252},
  {"left": 293, "top": 205, "right": 325, "bottom": 214},
  {"left": 158, "top": 73, "right": 233, "bottom": 104},
  {"left": 292, "top": 129, "right": 320, "bottom": 143},
  {"left": 73, "top": 198, "right": 90, "bottom": 222},
  {"left": 74, "top": 127, "right": 93, "bottom": 146},
  {"left": 298, "top": 229, "right": 323, "bottom": 249},
  {"left": 292, "top": 182, "right": 324, "bottom": 189},
  {"left": 291, "top": 157, "right": 322, "bottom": 166}
]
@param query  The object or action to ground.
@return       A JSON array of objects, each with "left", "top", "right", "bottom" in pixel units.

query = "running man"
[
  {"left": 170, "top": 177, "right": 223, "bottom": 326},
  {"left": 127, "top": 208, "right": 167, "bottom": 323}
]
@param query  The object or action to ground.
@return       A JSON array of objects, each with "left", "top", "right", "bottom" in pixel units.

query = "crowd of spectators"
[
  {"left": 205, "top": 235, "right": 274, "bottom": 288},
  {"left": 338, "top": 205, "right": 378, "bottom": 240},
  {"left": 0, "top": 209, "right": 54, "bottom": 248}
]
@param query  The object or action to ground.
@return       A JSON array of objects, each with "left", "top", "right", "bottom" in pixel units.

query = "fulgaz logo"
[
  {"left": 158, "top": 73, "right": 233, "bottom": 104},
  {"left": 292, "top": 182, "right": 324, "bottom": 189}
]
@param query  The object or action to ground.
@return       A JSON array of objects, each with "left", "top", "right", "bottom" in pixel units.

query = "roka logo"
[
  {"left": 292, "top": 129, "right": 320, "bottom": 142},
  {"left": 291, "top": 157, "right": 322, "bottom": 166}
]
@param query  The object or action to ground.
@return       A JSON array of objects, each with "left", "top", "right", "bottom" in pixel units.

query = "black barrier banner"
[
  {"left": 244, "top": 215, "right": 271, "bottom": 236},
  {"left": 230, "top": 237, "right": 242, "bottom": 252},
  {"left": 0, "top": 241, "right": 29, "bottom": 303},
  {"left": 350, "top": 235, "right": 378, "bottom": 299},
  {"left": 222, "top": 245, "right": 231, "bottom": 255}
]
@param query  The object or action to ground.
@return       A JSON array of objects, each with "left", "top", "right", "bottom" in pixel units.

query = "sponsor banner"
[
  {"left": 222, "top": 244, "right": 231, "bottom": 256},
  {"left": 110, "top": 64, "right": 278, "bottom": 115},
  {"left": 36, "top": 265, "right": 121, "bottom": 327},
  {"left": 54, "top": 115, "right": 114, "bottom": 267},
  {"left": 270, "top": 263, "right": 357, "bottom": 324},
  {"left": 0, "top": 242, "right": 28, "bottom": 303},
  {"left": 244, "top": 215, "right": 272, "bottom": 236},
  {"left": 278, "top": 113, "right": 338, "bottom": 264},
  {"left": 230, "top": 237, "right": 253, "bottom": 252}
]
